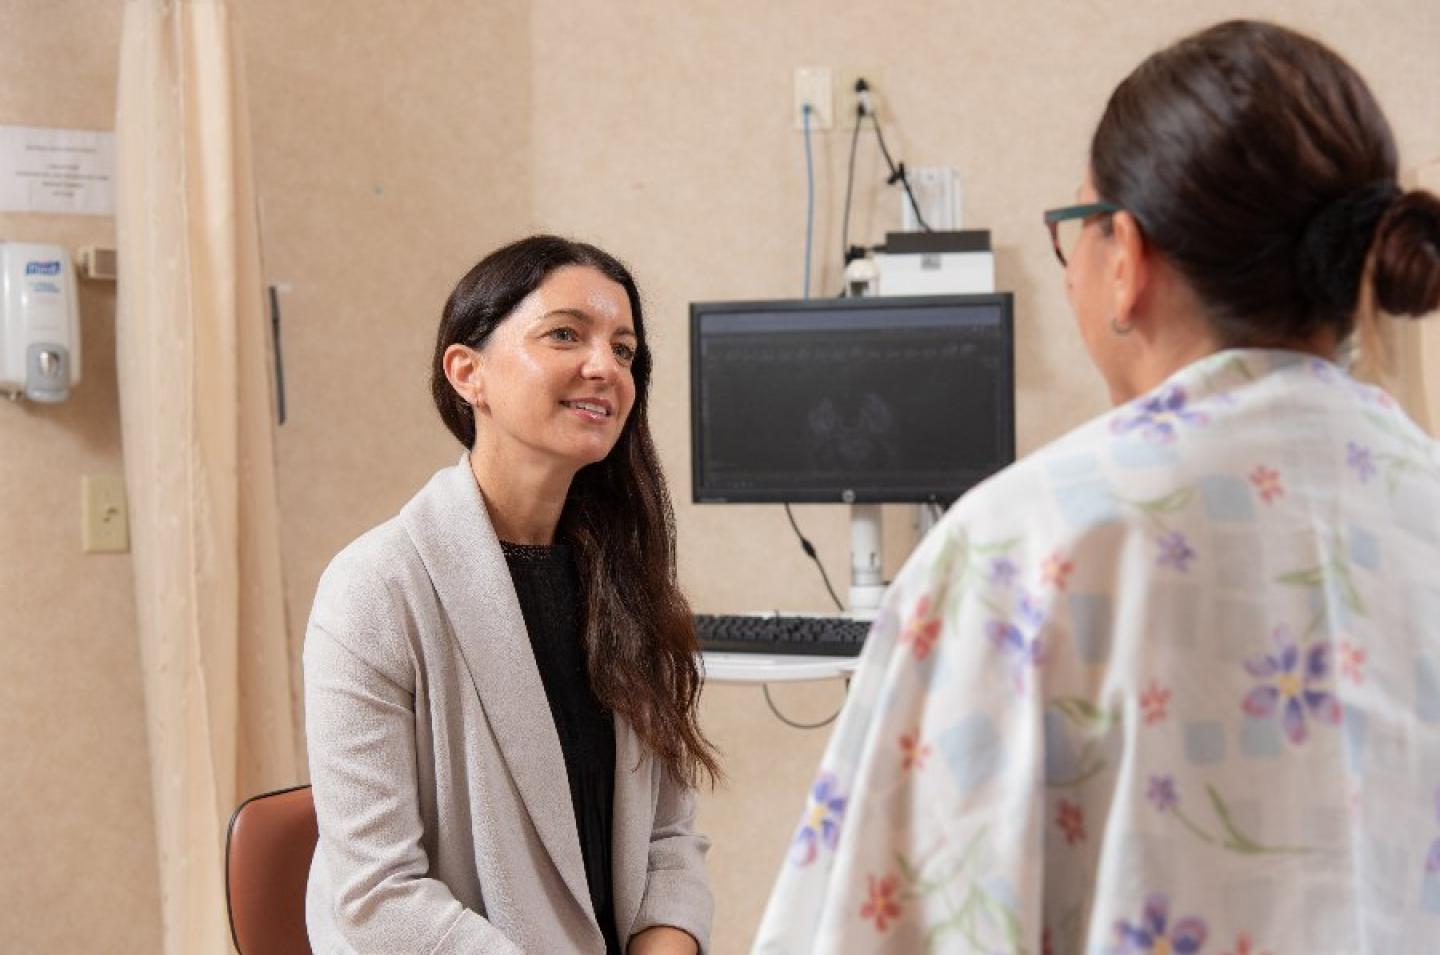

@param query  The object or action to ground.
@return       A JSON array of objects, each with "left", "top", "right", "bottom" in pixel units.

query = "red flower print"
[
  {"left": 902, "top": 595, "right": 942, "bottom": 661},
  {"left": 1222, "top": 931, "right": 1273, "bottom": 955},
  {"left": 1056, "top": 799, "right": 1086, "bottom": 845},
  {"left": 1042, "top": 926, "right": 1055, "bottom": 955},
  {"left": 1340, "top": 641, "right": 1366, "bottom": 684},
  {"left": 898, "top": 731, "right": 931, "bottom": 772},
  {"left": 1140, "top": 679, "right": 1172, "bottom": 725},
  {"left": 859, "top": 873, "right": 903, "bottom": 931},
  {"left": 1041, "top": 550, "right": 1074, "bottom": 590},
  {"left": 1249, "top": 465, "right": 1284, "bottom": 504}
]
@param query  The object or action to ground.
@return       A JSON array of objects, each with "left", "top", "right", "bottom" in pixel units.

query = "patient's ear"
[
  {"left": 1109, "top": 211, "right": 1151, "bottom": 330},
  {"left": 443, "top": 343, "right": 485, "bottom": 410}
]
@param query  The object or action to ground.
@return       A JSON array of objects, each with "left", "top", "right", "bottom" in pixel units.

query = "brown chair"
[{"left": 226, "top": 784, "right": 317, "bottom": 955}]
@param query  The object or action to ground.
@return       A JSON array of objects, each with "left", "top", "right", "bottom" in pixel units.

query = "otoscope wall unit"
[{"left": 0, "top": 241, "right": 80, "bottom": 402}]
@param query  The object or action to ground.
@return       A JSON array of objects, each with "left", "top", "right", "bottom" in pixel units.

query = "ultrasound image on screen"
[{"left": 693, "top": 304, "right": 1012, "bottom": 502}]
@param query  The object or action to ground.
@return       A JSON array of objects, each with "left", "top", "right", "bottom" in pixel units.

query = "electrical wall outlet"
[
  {"left": 793, "top": 66, "right": 833, "bottom": 130},
  {"left": 82, "top": 473, "right": 129, "bottom": 553},
  {"left": 837, "top": 69, "right": 879, "bottom": 126}
]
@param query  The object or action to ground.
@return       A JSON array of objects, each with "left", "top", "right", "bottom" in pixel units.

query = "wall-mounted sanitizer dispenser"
[{"left": 0, "top": 242, "right": 81, "bottom": 402}]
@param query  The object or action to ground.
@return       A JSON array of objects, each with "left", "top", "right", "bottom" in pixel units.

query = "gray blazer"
[{"left": 304, "top": 459, "right": 713, "bottom": 953}]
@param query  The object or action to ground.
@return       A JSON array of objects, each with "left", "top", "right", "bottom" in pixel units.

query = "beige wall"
[
  {"left": 2, "top": 2, "right": 1436, "bottom": 952},
  {"left": 243, "top": 0, "right": 534, "bottom": 754}
]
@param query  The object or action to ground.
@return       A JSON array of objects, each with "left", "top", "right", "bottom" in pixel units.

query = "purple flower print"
[
  {"left": 1147, "top": 775, "right": 1179, "bottom": 813},
  {"left": 1110, "top": 386, "right": 1209, "bottom": 444},
  {"left": 1346, "top": 441, "right": 1376, "bottom": 483},
  {"left": 1156, "top": 531, "right": 1196, "bottom": 572},
  {"left": 1114, "top": 894, "right": 1208, "bottom": 954},
  {"left": 986, "top": 621, "right": 1046, "bottom": 685},
  {"left": 989, "top": 557, "right": 1019, "bottom": 588},
  {"left": 986, "top": 590, "right": 1047, "bottom": 690},
  {"left": 1017, "top": 590, "right": 1046, "bottom": 631},
  {"left": 790, "top": 772, "right": 846, "bottom": 866},
  {"left": 1242, "top": 630, "right": 1342, "bottom": 746}
]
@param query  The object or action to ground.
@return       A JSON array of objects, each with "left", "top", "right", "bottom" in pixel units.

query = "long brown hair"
[
  {"left": 432, "top": 235, "right": 721, "bottom": 787},
  {"left": 1091, "top": 20, "right": 1440, "bottom": 345}
]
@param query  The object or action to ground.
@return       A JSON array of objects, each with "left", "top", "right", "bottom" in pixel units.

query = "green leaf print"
[
  {"left": 1276, "top": 525, "right": 1366, "bottom": 624},
  {"left": 895, "top": 830, "right": 1028, "bottom": 954}
]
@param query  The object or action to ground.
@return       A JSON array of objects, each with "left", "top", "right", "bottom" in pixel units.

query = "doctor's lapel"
[
  {"left": 610, "top": 716, "right": 652, "bottom": 940},
  {"left": 399, "top": 461, "right": 596, "bottom": 926}
]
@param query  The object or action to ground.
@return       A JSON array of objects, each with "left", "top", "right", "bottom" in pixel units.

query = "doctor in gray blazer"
[{"left": 305, "top": 236, "right": 721, "bottom": 954}]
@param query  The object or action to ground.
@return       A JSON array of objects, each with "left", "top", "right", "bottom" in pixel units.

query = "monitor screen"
[{"left": 690, "top": 293, "right": 1015, "bottom": 504}]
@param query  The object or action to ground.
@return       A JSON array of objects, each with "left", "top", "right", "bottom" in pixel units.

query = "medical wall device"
[
  {"left": 0, "top": 241, "right": 81, "bottom": 402},
  {"left": 873, "top": 230, "right": 995, "bottom": 297}
]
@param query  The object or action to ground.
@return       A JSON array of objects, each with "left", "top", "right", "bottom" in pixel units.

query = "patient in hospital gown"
[
  {"left": 754, "top": 21, "right": 1440, "bottom": 955},
  {"left": 756, "top": 350, "right": 1440, "bottom": 953}
]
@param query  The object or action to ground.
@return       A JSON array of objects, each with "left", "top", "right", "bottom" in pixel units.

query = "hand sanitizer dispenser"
[{"left": 0, "top": 241, "right": 81, "bottom": 402}]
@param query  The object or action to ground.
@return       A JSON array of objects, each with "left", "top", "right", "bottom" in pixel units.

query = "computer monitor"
[
  {"left": 689, "top": 293, "right": 1015, "bottom": 613},
  {"left": 689, "top": 293, "right": 1015, "bottom": 505}
]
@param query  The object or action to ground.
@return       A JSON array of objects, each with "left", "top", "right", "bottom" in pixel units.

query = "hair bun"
[
  {"left": 1372, "top": 189, "right": 1440, "bottom": 317},
  {"left": 1295, "top": 182, "right": 1398, "bottom": 318}
]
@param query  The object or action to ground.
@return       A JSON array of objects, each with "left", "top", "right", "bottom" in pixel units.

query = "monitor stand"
[{"left": 848, "top": 503, "right": 885, "bottom": 618}]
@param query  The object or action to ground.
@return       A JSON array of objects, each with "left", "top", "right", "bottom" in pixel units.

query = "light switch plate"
[{"left": 82, "top": 473, "right": 129, "bottom": 553}]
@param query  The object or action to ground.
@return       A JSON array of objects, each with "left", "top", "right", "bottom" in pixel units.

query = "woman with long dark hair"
[
  {"left": 756, "top": 20, "right": 1440, "bottom": 954},
  {"left": 305, "top": 236, "right": 719, "bottom": 954}
]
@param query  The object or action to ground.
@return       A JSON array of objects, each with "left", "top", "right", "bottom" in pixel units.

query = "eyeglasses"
[{"left": 1043, "top": 201, "right": 1121, "bottom": 266}]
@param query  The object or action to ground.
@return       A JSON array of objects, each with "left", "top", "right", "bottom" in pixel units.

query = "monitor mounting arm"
[{"left": 848, "top": 503, "right": 885, "bottom": 616}]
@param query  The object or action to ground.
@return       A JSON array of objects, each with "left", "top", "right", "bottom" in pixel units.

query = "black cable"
[
  {"left": 763, "top": 683, "right": 842, "bottom": 729},
  {"left": 869, "top": 111, "right": 933, "bottom": 232},
  {"left": 839, "top": 101, "right": 864, "bottom": 271},
  {"left": 784, "top": 503, "right": 846, "bottom": 611}
]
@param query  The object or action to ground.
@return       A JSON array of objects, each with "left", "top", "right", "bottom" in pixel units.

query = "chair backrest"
[{"left": 226, "top": 784, "right": 317, "bottom": 955}]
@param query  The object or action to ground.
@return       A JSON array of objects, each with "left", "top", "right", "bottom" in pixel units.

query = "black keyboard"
[{"left": 694, "top": 613, "right": 872, "bottom": 657}]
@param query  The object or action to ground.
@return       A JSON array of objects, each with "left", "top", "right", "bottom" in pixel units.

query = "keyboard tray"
[{"left": 694, "top": 613, "right": 871, "bottom": 657}]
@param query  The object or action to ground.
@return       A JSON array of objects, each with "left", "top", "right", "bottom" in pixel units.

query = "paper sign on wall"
[{"left": 0, "top": 124, "right": 115, "bottom": 216}]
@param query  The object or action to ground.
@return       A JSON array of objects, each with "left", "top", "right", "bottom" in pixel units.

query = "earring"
[{"left": 1110, "top": 315, "right": 1134, "bottom": 336}]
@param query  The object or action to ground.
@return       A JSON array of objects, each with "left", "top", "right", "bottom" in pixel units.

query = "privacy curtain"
[{"left": 115, "top": 1, "right": 300, "bottom": 951}]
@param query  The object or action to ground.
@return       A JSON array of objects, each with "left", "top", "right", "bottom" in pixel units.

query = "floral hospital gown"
[{"left": 753, "top": 349, "right": 1440, "bottom": 954}]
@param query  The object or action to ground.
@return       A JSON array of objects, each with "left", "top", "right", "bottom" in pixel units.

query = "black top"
[{"left": 500, "top": 540, "right": 620, "bottom": 955}]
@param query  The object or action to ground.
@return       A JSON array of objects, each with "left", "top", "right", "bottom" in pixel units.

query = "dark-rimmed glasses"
[{"left": 1043, "top": 201, "right": 1121, "bottom": 266}]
